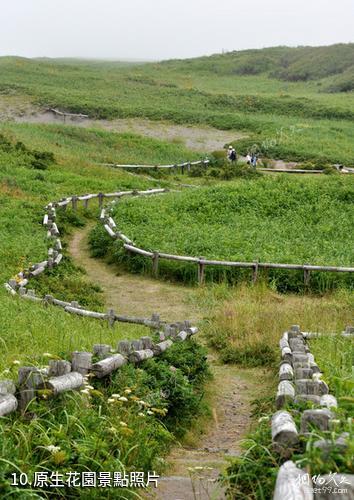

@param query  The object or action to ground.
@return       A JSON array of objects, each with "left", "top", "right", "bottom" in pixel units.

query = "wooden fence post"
[
  {"left": 71, "top": 196, "right": 78, "bottom": 211},
  {"left": 93, "top": 344, "right": 112, "bottom": 359},
  {"left": 304, "top": 267, "right": 311, "bottom": 289},
  {"left": 198, "top": 258, "right": 205, "bottom": 285},
  {"left": 48, "top": 360, "right": 72, "bottom": 377},
  {"left": 152, "top": 252, "right": 159, "bottom": 277},
  {"left": 252, "top": 261, "right": 259, "bottom": 284},
  {"left": 18, "top": 367, "right": 43, "bottom": 412},
  {"left": 107, "top": 309, "right": 115, "bottom": 327},
  {"left": 71, "top": 352, "right": 92, "bottom": 375}
]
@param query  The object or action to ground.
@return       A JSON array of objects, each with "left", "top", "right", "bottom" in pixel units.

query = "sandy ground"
[
  {"left": 68, "top": 225, "right": 200, "bottom": 323},
  {"left": 68, "top": 226, "right": 270, "bottom": 500},
  {"left": 0, "top": 95, "right": 246, "bottom": 152}
]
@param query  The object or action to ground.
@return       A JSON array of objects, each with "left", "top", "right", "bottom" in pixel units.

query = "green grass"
[
  {"left": 0, "top": 122, "right": 203, "bottom": 372},
  {"left": 0, "top": 340, "right": 211, "bottom": 498},
  {"left": 90, "top": 175, "right": 354, "bottom": 292},
  {"left": 200, "top": 282, "right": 353, "bottom": 367},
  {"left": 0, "top": 49, "right": 353, "bottom": 497},
  {"left": 0, "top": 122, "right": 213, "bottom": 497},
  {"left": 1, "top": 46, "right": 354, "bottom": 164},
  {"left": 222, "top": 315, "right": 353, "bottom": 499}
]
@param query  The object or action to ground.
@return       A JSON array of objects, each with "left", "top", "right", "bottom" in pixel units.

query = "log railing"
[
  {"left": 272, "top": 324, "right": 353, "bottom": 499},
  {"left": 48, "top": 108, "right": 89, "bottom": 119},
  {"left": 2, "top": 188, "right": 199, "bottom": 419},
  {"left": 99, "top": 159, "right": 209, "bottom": 173},
  {"left": 97, "top": 194, "right": 354, "bottom": 285}
]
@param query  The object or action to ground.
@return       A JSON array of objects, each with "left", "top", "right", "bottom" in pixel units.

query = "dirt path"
[
  {"left": 68, "top": 226, "right": 268, "bottom": 500},
  {"left": 150, "top": 364, "right": 266, "bottom": 500},
  {"left": 69, "top": 225, "right": 200, "bottom": 322}
]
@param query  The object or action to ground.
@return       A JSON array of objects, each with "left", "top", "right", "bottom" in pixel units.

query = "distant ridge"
[{"left": 160, "top": 43, "right": 354, "bottom": 91}]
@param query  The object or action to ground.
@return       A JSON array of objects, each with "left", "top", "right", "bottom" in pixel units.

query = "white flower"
[
  {"left": 85, "top": 385, "right": 94, "bottom": 390},
  {"left": 111, "top": 394, "right": 120, "bottom": 399},
  {"left": 124, "top": 388, "right": 132, "bottom": 394},
  {"left": 43, "top": 353, "right": 53, "bottom": 357},
  {"left": 80, "top": 389, "right": 90, "bottom": 395},
  {"left": 45, "top": 445, "right": 61, "bottom": 453},
  {"left": 12, "top": 360, "right": 20, "bottom": 365},
  {"left": 119, "top": 421, "right": 127, "bottom": 427},
  {"left": 107, "top": 398, "right": 116, "bottom": 403},
  {"left": 138, "top": 412, "right": 145, "bottom": 417},
  {"left": 258, "top": 416, "right": 270, "bottom": 423},
  {"left": 146, "top": 410, "right": 154, "bottom": 415},
  {"left": 118, "top": 396, "right": 128, "bottom": 402}
]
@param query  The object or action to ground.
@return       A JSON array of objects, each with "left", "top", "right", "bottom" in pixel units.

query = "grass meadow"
[
  {"left": 1, "top": 48, "right": 354, "bottom": 165},
  {"left": 90, "top": 175, "right": 354, "bottom": 292},
  {"left": 0, "top": 47, "right": 353, "bottom": 498}
]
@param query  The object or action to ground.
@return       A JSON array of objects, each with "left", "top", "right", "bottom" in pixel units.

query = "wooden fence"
[
  {"left": 3, "top": 185, "right": 353, "bottom": 420},
  {"left": 99, "top": 159, "right": 209, "bottom": 174},
  {"left": 96, "top": 192, "right": 354, "bottom": 286},
  {"left": 48, "top": 108, "right": 89, "bottom": 119},
  {"left": 272, "top": 325, "right": 353, "bottom": 499},
  {"left": 2, "top": 188, "right": 199, "bottom": 419}
]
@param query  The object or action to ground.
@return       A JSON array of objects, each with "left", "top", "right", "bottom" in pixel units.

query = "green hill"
[
  {"left": 161, "top": 44, "right": 354, "bottom": 87},
  {"left": 1, "top": 44, "right": 354, "bottom": 164}
]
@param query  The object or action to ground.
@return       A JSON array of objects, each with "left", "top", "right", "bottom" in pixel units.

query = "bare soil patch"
[
  {"left": 68, "top": 225, "right": 200, "bottom": 322},
  {"left": 2, "top": 99, "right": 246, "bottom": 152}
]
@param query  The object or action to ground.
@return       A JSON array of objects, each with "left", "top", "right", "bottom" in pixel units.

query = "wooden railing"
[
  {"left": 272, "top": 325, "right": 353, "bottom": 499},
  {"left": 99, "top": 159, "right": 209, "bottom": 173},
  {"left": 2, "top": 188, "right": 198, "bottom": 419},
  {"left": 97, "top": 193, "right": 354, "bottom": 286}
]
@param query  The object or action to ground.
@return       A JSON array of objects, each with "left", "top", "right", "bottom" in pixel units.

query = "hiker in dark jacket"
[{"left": 228, "top": 147, "right": 237, "bottom": 162}]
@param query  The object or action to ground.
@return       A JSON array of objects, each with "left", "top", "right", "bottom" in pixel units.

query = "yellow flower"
[
  {"left": 120, "top": 427, "right": 133, "bottom": 435},
  {"left": 151, "top": 407, "right": 167, "bottom": 416},
  {"left": 53, "top": 450, "right": 67, "bottom": 465}
]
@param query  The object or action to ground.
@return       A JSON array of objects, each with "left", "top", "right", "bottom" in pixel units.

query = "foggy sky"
[{"left": 1, "top": 0, "right": 353, "bottom": 60}]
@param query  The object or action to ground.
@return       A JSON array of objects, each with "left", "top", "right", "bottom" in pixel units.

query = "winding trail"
[
  {"left": 69, "top": 225, "right": 200, "bottom": 322},
  {"left": 69, "top": 225, "right": 270, "bottom": 500}
]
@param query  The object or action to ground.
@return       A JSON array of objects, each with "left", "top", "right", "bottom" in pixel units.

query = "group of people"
[
  {"left": 246, "top": 152, "right": 258, "bottom": 169},
  {"left": 227, "top": 146, "right": 258, "bottom": 169}
]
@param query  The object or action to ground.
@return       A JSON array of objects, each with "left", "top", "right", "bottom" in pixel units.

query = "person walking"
[
  {"left": 229, "top": 147, "right": 237, "bottom": 163},
  {"left": 251, "top": 152, "right": 258, "bottom": 169},
  {"left": 227, "top": 145, "right": 233, "bottom": 161}
]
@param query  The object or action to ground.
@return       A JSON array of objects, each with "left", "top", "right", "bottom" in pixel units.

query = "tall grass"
[
  {"left": 201, "top": 283, "right": 354, "bottom": 367},
  {"left": 90, "top": 175, "right": 354, "bottom": 292},
  {"left": 1, "top": 52, "right": 354, "bottom": 163},
  {"left": 0, "top": 123, "right": 199, "bottom": 369}
]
